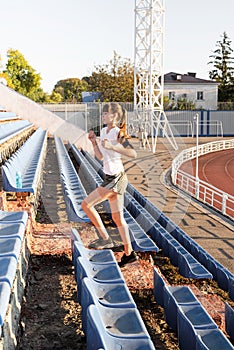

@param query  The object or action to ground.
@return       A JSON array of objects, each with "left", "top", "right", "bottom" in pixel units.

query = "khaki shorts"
[{"left": 101, "top": 172, "right": 128, "bottom": 195}]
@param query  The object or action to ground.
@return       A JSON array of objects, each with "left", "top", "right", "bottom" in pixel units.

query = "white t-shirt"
[{"left": 99, "top": 126, "right": 124, "bottom": 175}]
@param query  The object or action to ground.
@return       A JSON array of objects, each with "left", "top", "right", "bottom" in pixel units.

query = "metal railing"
[{"left": 171, "top": 138, "right": 234, "bottom": 219}]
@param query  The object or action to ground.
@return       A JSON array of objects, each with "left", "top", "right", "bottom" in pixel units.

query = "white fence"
[{"left": 171, "top": 139, "right": 234, "bottom": 220}]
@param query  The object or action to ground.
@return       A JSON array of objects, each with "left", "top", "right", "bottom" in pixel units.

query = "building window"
[
  {"left": 197, "top": 91, "right": 204, "bottom": 100},
  {"left": 182, "top": 93, "right": 187, "bottom": 99},
  {"left": 169, "top": 91, "right": 175, "bottom": 100}
]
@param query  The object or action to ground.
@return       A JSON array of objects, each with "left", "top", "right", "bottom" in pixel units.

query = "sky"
[{"left": 0, "top": 0, "right": 233, "bottom": 93}]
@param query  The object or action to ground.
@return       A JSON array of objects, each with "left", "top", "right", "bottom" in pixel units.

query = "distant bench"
[
  {"left": 0, "top": 120, "right": 34, "bottom": 164},
  {"left": 1, "top": 127, "right": 47, "bottom": 196},
  {"left": 0, "top": 120, "right": 32, "bottom": 145},
  {"left": 0, "top": 111, "right": 20, "bottom": 121}
]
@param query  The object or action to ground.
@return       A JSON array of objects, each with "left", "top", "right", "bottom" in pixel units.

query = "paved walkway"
[{"left": 125, "top": 136, "right": 234, "bottom": 274}]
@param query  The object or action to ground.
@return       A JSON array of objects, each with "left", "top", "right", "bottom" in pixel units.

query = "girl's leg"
[
  {"left": 109, "top": 193, "right": 132, "bottom": 255},
  {"left": 81, "top": 187, "right": 113, "bottom": 240}
]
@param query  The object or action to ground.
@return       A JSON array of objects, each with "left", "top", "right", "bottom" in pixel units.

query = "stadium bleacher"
[
  {"left": 0, "top": 210, "right": 28, "bottom": 337},
  {"left": 0, "top": 108, "right": 233, "bottom": 349},
  {"left": 153, "top": 267, "right": 233, "bottom": 350},
  {"left": 2, "top": 127, "right": 47, "bottom": 194},
  {"left": 54, "top": 136, "right": 90, "bottom": 222}
]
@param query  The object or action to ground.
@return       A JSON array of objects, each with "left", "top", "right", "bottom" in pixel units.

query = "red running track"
[{"left": 179, "top": 149, "right": 234, "bottom": 216}]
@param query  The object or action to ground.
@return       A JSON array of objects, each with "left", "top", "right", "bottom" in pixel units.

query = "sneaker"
[
  {"left": 88, "top": 237, "right": 113, "bottom": 249},
  {"left": 118, "top": 251, "right": 138, "bottom": 267}
]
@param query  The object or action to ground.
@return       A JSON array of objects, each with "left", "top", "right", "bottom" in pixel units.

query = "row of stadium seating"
[
  {"left": 0, "top": 120, "right": 32, "bottom": 145},
  {"left": 71, "top": 228, "right": 155, "bottom": 350},
  {"left": 0, "top": 111, "right": 20, "bottom": 121},
  {"left": 54, "top": 136, "right": 90, "bottom": 222},
  {"left": 1, "top": 127, "right": 47, "bottom": 194},
  {"left": 0, "top": 120, "right": 34, "bottom": 165},
  {"left": 0, "top": 210, "right": 28, "bottom": 336},
  {"left": 154, "top": 267, "right": 234, "bottom": 349}
]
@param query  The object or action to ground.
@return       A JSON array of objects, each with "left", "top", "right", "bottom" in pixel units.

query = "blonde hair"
[{"left": 102, "top": 102, "right": 128, "bottom": 138}]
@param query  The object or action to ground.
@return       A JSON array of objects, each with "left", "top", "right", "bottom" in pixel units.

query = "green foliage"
[
  {"left": 164, "top": 96, "right": 196, "bottom": 110},
  {"left": 0, "top": 72, "right": 14, "bottom": 89},
  {"left": 208, "top": 32, "right": 234, "bottom": 102},
  {"left": 87, "top": 51, "right": 134, "bottom": 102},
  {"left": 2, "top": 49, "right": 60, "bottom": 103},
  {"left": 4, "top": 49, "right": 42, "bottom": 99},
  {"left": 175, "top": 97, "right": 196, "bottom": 110},
  {"left": 164, "top": 96, "right": 176, "bottom": 110},
  {"left": 53, "top": 78, "right": 89, "bottom": 102}
]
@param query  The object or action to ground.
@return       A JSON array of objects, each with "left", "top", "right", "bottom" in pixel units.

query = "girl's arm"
[
  {"left": 101, "top": 138, "right": 137, "bottom": 159},
  {"left": 88, "top": 130, "right": 103, "bottom": 160}
]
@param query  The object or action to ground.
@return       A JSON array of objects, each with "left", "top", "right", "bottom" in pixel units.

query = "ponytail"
[{"left": 118, "top": 107, "right": 128, "bottom": 141}]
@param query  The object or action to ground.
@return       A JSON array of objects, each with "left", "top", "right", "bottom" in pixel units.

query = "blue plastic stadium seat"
[
  {"left": 86, "top": 304, "right": 155, "bottom": 350},
  {"left": 1, "top": 127, "right": 47, "bottom": 193},
  {"left": 177, "top": 303, "right": 218, "bottom": 350},
  {"left": 163, "top": 285, "right": 200, "bottom": 331},
  {"left": 73, "top": 241, "right": 116, "bottom": 265},
  {"left": 153, "top": 267, "right": 167, "bottom": 307},
  {"left": 0, "top": 210, "right": 28, "bottom": 226},
  {"left": 216, "top": 265, "right": 231, "bottom": 292},
  {"left": 178, "top": 253, "right": 213, "bottom": 280},
  {"left": 73, "top": 242, "right": 116, "bottom": 279},
  {"left": 225, "top": 302, "right": 234, "bottom": 341},
  {"left": 0, "top": 237, "right": 22, "bottom": 260},
  {"left": 167, "top": 239, "right": 186, "bottom": 266},
  {"left": 0, "top": 281, "right": 11, "bottom": 336},
  {"left": 81, "top": 277, "right": 136, "bottom": 333},
  {"left": 196, "top": 328, "right": 234, "bottom": 350},
  {"left": 0, "top": 257, "right": 18, "bottom": 287},
  {"left": 76, "top": 256, "right": 125, "bottom": 303},
  {"left": 124, "top": 211, "right": 159, "bottom": 253},
  {"left": 70, "top": 227, "right": 83, "bottom": 242},
  {"left": 229, "top": 275, "right": 234, "bottom": 302},
  {"left": 0, "top": 223, "right": 26, "bottom": 241}
]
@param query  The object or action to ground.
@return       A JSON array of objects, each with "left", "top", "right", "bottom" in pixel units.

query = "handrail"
[{"left": 171, "top": 138, "right": 234, "bottom": 219}]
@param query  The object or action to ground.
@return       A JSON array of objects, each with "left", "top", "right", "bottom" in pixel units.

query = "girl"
[{"left": 81, "top": 102, "right": 138, "bottom": 267}]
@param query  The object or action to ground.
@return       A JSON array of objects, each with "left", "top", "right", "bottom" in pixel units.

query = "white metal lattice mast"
[{"left": 134, "top": 0, "right": 177, "bottom": 152}]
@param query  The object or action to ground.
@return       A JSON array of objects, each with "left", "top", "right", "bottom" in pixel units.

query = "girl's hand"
[
  {"left": 88, "top": 130, "right": 97, "bottom": 145},
  {"left": 101, "top": 138, "right": 113, "bottom": 150}
]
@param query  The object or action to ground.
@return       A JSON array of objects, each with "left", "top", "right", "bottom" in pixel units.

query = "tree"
[
  {"left": 2, "top": 49, "right": 61, "bottom": 103},
  {"left": 4, "top": 49, "right": 43, "bottom": 100},
  {"left": 53, "top": 78, "right": 89, "bottom": 102},
  {"left": 87, "top": 51, "right": 134, "bottom": 102},
  {"left": 208, "top": 32, "right": 234, "bottom": 101}
]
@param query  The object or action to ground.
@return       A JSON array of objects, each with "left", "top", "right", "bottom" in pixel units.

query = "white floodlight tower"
[{"left": 134, "top": 0, "right": 177, "bottom": 153}]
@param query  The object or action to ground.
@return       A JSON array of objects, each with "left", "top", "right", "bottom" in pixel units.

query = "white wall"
[{"left": 164, "top": 83, "right": 218, "bottom": 110}]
